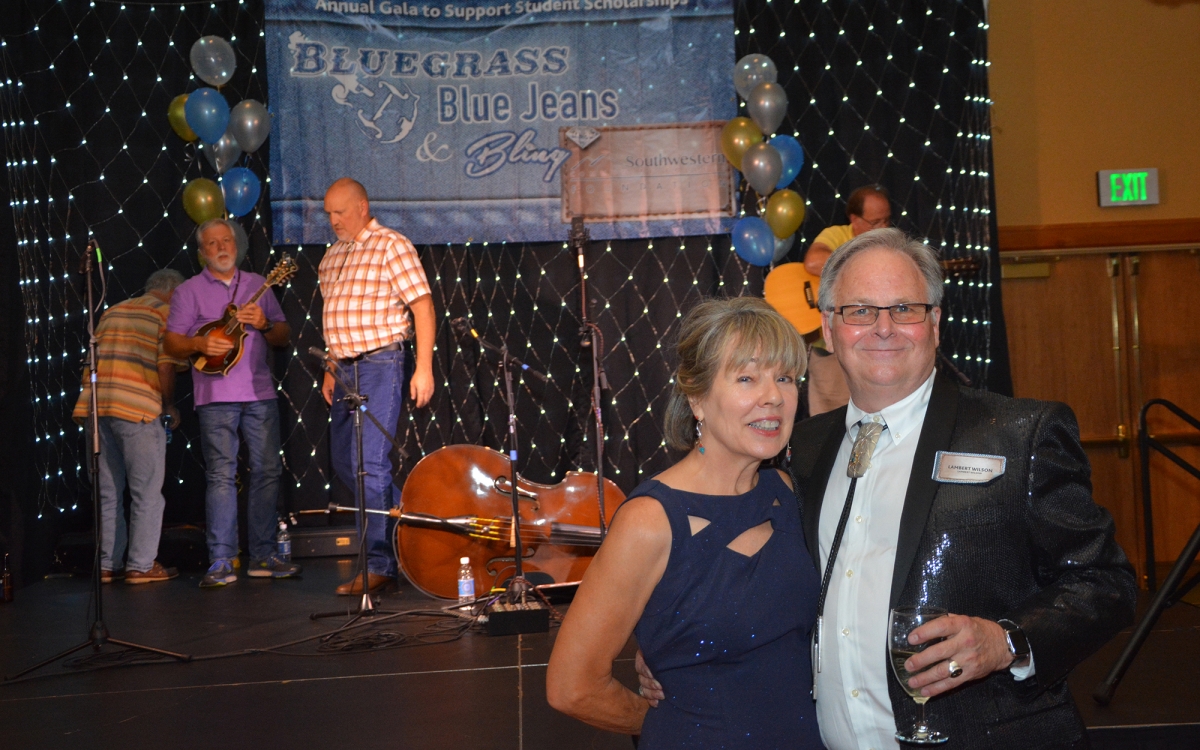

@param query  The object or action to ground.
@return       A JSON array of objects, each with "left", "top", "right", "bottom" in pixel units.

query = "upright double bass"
[{"left": 395, "top": 445, "right": 623, "bottom": 600}]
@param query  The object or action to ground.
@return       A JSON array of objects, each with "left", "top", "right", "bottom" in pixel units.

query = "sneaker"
[
  {"left": 199, "top": 560, "right": 237, "bottom": 588},
  {"left": 246, "top": 556, "right": 301, "bottom": 579},
  {"left": 125, "top": 561, "right": 179, "bottom": 584},
  {"left": 100, "top": 569, "right": 124, "bottom": 584}
]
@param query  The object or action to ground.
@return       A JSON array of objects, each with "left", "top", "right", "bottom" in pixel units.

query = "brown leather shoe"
[
  {"left": 101, "top": 569, "right": 124, "bottom": 584},
  {"left": 125, "top": 561, "right": 179, "bottom": 584},
  {"left": 336, "top": 572, "right": 392, "bottom": 596}
]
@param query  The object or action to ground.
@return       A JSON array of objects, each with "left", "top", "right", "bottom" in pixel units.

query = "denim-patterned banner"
[{"left": 266, "top": 0, "right": 736, "bottom": 244}]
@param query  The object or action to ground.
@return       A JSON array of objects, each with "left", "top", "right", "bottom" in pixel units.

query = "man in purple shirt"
[{"left": 165, "top": 218, "right": 301, "bottom": 588}]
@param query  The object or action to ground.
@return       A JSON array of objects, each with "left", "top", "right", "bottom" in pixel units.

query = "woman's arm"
[{"left": 546, "top": 496, "right": 672, "bottom": 734}]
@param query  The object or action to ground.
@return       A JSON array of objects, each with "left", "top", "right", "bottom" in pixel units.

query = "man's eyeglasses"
[
  {"left": 860, "top": 216, "right": 890, "bottom": 229},
  {"left": 832, "top": 303, "right": 933, "bottom": 325}
]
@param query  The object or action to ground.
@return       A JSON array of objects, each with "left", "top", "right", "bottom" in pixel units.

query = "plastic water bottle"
[
  {"left": 457, "top": 557, "right": 475, "bottom": 604},
  {"left": 160, "top": 414, "right": 172, "bottom": 444},
  {"left": 276, "top": 521, "right": 292, "bottom": 562}
]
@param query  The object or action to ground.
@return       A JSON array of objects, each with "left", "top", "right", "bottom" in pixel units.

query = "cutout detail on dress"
[
  {"left": 727, "top": 520, "right": 774, "bottom": 557},
  {"left": 687, "top": 515, "right": 711, "bottom": 536}
]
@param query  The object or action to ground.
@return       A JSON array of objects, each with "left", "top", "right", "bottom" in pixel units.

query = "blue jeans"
[
  {"left": 88, "top": 417, "right": 167, "bottom": 574},
  {"left": 197, "top": 399, "right": 282, "bottom": 562},
  {"left": 330, "top": 348, "right": 410, "bottom": 578}
]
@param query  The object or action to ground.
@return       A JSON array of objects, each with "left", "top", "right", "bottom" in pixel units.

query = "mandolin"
[
  {"left": 192, "top": 253, "right": 297, "bottom": 376},
  {"left": 764, "top": 256, "right": 982, "bottom": 335}
]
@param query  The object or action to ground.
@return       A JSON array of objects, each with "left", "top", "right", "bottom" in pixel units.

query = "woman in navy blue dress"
[{"left": 548, "top": 297, "right": 823, "bottom": 748}]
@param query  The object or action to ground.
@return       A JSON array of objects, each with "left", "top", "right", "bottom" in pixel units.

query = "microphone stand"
[
  {"left": 7, "top": 239, "right": 190, "bottom": 681},
  {"left": 570, "top": 217, "right": 609, "bottom": 539},
  {"left": 455, "top": 321, "right": 547, "bottom": 604},
  {"left": 309, "top": 351, "right": 400, "bottom": 627}
]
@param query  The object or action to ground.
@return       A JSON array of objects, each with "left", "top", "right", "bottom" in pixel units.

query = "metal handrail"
[
  {"left": 1093, "top": 398, "right": 1200, "bottom": 706},
  {"left": 1139, "top": 399, "right": 1200, "bottom": 593}
]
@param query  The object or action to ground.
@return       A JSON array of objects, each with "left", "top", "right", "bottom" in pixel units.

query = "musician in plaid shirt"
[{"left": 319, "top": 178, "right": 436, "bottom": 595}]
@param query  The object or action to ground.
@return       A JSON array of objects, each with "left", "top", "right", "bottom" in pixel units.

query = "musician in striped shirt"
[
  {"left": 318, "top": 178, "right": 436, "bottom": 596},
  {"left": 72, "top": 269, "right": 188, "bottom": 584}
]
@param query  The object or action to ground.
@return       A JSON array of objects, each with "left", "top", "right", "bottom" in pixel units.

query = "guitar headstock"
[{"left": 265, "top": 253, "right": 298, "bottom": 287}]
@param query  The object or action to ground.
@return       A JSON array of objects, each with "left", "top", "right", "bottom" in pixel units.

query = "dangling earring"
[
  {"left": 696, "top": 420, "right": 705, "bottom": 455},
  {"left": 786, "top": 443, "right": 792, "bottom": 464}
]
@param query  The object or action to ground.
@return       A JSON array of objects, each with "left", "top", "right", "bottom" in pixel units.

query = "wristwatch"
[
  {"left": 260, "top": 320, "right": 275, "bottom": 334},
  {"left": 997, "top": 619, "right": 1031, "bottom": 667}
]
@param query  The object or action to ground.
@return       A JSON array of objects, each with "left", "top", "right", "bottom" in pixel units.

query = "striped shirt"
[
  {"left": 72, "top": 294, "right": 186, "bottom": 424},
  {"left": 318, "top": 218, "right": 431, "bottom": 360}
]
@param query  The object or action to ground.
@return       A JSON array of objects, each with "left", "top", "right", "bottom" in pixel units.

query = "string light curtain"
[{"left": 1, "top": 0, "right": 1008, "bottom": 528}]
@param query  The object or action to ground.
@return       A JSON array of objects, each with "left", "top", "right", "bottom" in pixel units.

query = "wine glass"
[{"left": 889, "top": 605, "right": 949, "bottom": 745}]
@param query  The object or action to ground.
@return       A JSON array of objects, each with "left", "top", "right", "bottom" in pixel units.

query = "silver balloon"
[
  {"left": 733, "top": 54, "right": 778, "bottom": 101},
  {"left": 190, "top": 36, "right": 236, "bottom": 87},
  {"left": 771, "top": 233, "right": 795, "bottom": 264},
  {"left": 200, "top": 130, "right": 242, "bottom": 174},
  {"left": 229, "top": 99, "right": 271, "bottom": 153},
  {"left": 747, "top": 82, "right": 788, "bottom": 137},
  {"left": 740, "top": 142, "right": 783, "bottom": 197}
]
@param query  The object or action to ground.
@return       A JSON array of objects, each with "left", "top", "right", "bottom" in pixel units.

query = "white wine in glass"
[{"left": 889, "top": 606, "right": 949, "bottom": 745}]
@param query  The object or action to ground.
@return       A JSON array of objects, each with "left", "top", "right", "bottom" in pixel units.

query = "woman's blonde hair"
[{"left": 663, "top": 297, "right": 807, "bottom": 450}]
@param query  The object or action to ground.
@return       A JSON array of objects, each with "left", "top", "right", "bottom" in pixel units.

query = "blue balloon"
[
  {"left": 770, "top": 135, "right": 805, "bottom": 190},
  {"left": 184, "top": 88, "right": 231, "bottom": 144},
  {"left": 221, "top": 167, "right": 261, "bottom": 217},
  {"left": 732, "top": 216, "right": 775, "bottom": 267}
]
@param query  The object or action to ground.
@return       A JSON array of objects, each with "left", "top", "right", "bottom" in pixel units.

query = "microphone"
[
  {"left": 450, "top": 317, "right": 477, "bottom": 338},
  {"left": 78, "top": 238, "right": 99, "bottom": 274},
  {"left": 308, "top": 346, "right": 333, "bottom": 361}
]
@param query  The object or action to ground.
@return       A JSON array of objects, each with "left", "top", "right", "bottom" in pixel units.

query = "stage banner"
[{"left": 265, "top": 0, "right": 736, "bottom": 245}]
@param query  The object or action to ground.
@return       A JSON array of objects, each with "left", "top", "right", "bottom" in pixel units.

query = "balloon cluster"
[
  {"left": 167, "top": 36, "right": 271, "bottom": 224},
  {"left": 721, "top": 55, "right": 807, "bottom": 267}
]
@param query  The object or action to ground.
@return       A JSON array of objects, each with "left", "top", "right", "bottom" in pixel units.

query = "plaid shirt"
[{"left": 318, "top": 218, "right": 431, "bottom": 360}]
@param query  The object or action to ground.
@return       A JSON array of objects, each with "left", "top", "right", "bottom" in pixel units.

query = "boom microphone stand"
[
  {"left": 309, "top": 350, "right": 401, "bottom": 626},
  {"left": 7, "top": 239, "right": 190, "bottom": 681},
  {"left": 570, "top": 217, "right": 610, "bottom": 539}
]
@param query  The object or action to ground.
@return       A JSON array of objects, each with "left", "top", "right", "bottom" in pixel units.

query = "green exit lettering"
[{"left": 1109, "top": 171, "right": 1148, "bottom": 202}]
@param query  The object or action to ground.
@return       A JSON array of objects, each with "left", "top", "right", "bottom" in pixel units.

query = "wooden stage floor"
[{"left": 1, "top": 556, "right": 1196, "bottom": 749}]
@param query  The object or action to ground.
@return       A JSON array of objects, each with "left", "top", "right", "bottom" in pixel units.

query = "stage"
[{"left": 1, "top": 555, "right": 1196, "bottom": 750}]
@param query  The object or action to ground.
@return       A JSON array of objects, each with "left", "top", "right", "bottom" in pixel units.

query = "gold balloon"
[
  {"left": 168, "top": 94, "right": 198, "bottom": 142},
  {"left": 765, "top": 189, "right": 806, "bottom": 239},
  {"left": 183, "top": 178, "right": 225, "bottom": 224},
  {"left": 720, "top": 117, "right": 763, "bottom": 171}
]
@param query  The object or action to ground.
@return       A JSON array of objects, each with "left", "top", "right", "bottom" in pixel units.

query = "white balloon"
[
  {"left": 190, "top": 36, "right": 236, "bottom": 87},
  {"left": 733, "top": 54, "right": 778, "bottom": 101}
]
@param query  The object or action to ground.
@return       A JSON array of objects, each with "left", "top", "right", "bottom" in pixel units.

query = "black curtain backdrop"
[{"left": 0, "top": 0, "right": 1010, "bottom": 583}]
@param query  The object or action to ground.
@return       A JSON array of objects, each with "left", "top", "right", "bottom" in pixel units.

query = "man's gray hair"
[
  {"left": 145, "top": 268, "right": 185, "bottom": 294},
  {"left": 195, "top": 217, "right": 237, "bottom": 246},
  {"left": 816, "top": 227, "right": 945, "bottom": 311}
]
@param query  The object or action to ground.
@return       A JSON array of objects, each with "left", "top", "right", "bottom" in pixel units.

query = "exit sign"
[{"left": 1098, "top": 168, "right": 1159, "bottom": 207}]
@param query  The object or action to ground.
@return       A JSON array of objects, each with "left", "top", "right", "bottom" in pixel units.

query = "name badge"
[{"left": 932, "top": 451, "right": 1006, "bottom": 484}]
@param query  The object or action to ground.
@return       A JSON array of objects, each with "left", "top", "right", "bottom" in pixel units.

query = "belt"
[{"left": 341, "top": 341, "right": 405, "bottom": 364}]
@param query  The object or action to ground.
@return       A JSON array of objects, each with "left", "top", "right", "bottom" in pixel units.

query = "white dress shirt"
[{"left": 815, "top": 372, "right": 934, "bottom": 750}]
